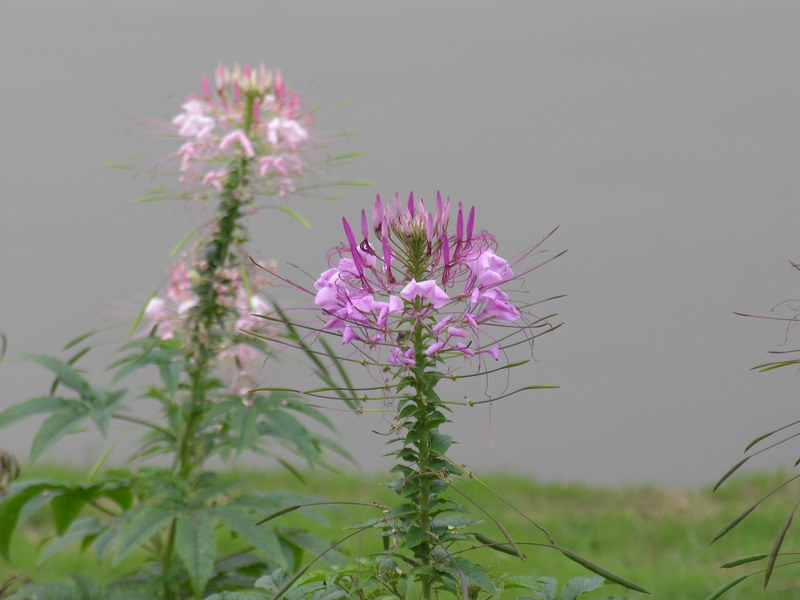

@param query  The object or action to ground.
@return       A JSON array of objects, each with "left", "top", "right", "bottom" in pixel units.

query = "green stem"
[
  {"left": 162, "top": 517, "right": 177, "bottom": 599},
  {"left": 410, "top": 298, "right": 435, "bottom": 600}
]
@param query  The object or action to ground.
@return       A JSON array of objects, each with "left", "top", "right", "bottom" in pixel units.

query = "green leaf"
[
  {"left": 62, "top": 329, "right": 98, "bottom": 351},
  {"left": 558, "top": 547, "right": 648, "bottom": 594},
  {"left": 175, "top": 510, "right": 216, "bottom": 597},
  {"left": 170, "top": 226, "right": 200, "bottom": 256},
  {"left": 209, "top": 505, "right": 286, "bottom": 567},
  {"left": 114, "top": 507, "right": 174, "bottom": 565},
  {"left": 503, "top": 575, "right": 546, "bottom": 591},
  {"left": 38, "top": 517, "right": 104, "bottom": 563},
  {"left": 449, "top": 556, "right": 497, "bottom": 597},
  {"left": 50, "top": 488, "right": 90, "bottom": 535},
  {"left": 0, "top": 482, "right": 65, "bottom": 558},
  {"left": 560, "top": 575, "right": 606, "bottom": 600},
  {"left": 128, "top": 290, "right": 160, "bottom": 336},
  {"left": 430, "top": 430, "right": 453, "bottom": 455},
  {"left": 270, "top": 205, "right": 311, "bottom": 228},
  {"left": 0, "top": 396, "right": 70, "bottom": 430},
  {"left": 235, "top": 402, "right": 258, "bottom": 457},
  {"left": 404, "top": 525, "right": 426, "bottom": 549},
  {"left": 30, "top": 405, "right": 90, "bottom": 462},
  {"left": 5, "top": 581, "right": 79, "bottom": 600},
  {"left": 22, "top": 353, "right": 92, "bottom": 397},
  {"left": 94, "top": 517, "right": 123, "bottom": 560}
]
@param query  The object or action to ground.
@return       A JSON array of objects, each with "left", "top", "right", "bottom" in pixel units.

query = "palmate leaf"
[
  {"left": 175, "top": 511, "right": 216, "bottom": 597},
  {"left": 38, "top": 517, "right": 104, "bottom": 563},
  {"left": 22, "top": 352, "right": 92, "bottom": 397},
  {"left": 208, "top": 505, "right": 286, "bottom": 568},
  {"left": 0, "top": 396, "right": 71, "bottom": 430},
  {"left": 113, "top": 506, "right": 175, "bottom": 565},
  {"left": 30, "top": 405, "right": 91, "bottom": 462}
]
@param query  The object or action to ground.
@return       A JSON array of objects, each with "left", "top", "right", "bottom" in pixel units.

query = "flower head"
[
  {"left": 311, "top": 192, "right": 547, "bottom": 369},
  {"left": 167, "top": 63, "right": 313, "bottom": 199}
]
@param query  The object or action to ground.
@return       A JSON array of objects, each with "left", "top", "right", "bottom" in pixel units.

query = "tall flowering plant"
[
  {"left": 0, "top": 64, "right": 361, "bottom": 600},
  {"left": 248, "top": 193, "right": 646, "bottom": 600}
]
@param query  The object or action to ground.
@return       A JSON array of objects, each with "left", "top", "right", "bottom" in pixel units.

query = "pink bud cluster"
[
  {"left": 144, "top": 259, "right": 272, "bottom": 369},
  {"left": 313, "top": 193, "right": 523, "bottom": 366},
  {"left": 171, "top": 63, "right": 311, "bottom": 198}
]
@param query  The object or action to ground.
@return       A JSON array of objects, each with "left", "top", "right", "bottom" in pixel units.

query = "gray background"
[{"left": 2, "top": 0, "right": 799, "bottom": 486}]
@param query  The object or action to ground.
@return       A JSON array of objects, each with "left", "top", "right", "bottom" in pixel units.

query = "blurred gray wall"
[{"left": 1, "top": 0, "right": 799, "bottom": 485}]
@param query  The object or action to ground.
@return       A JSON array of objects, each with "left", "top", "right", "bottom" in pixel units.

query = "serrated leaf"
[
  {"left": 22, "top": 353, "right": 91, "bottom": 397},
  {"left": 30, "top": 406, "right": 90, "bottom": 462},
  {"left": 94, "top": 517, "right": 123, "bottom": 560},
  {"left": 0, "top": 396, "right": 70, "bottom": 430},
  {"left": 175, "top": 511, "right": 216, "bottom": 597},
  {"left": 5, "top": 581, "right": 78, "bottom": 600},
  {"left": 235, "top": 402, "right": 258, "bottom": 457},
  {"left": 449, "top": 556, "right": 497, "bottom": 597},
  {"left": 560, "top": 575, "right": 606, "bottom": 600},
  {"left": 209, "top": 505, "right": 286, "bottom": 567},
  {"left": 38, "top": 517, "right": 104, "bottom": 563},
  {"left": 558, "top": 547, "right": 648, "bottom": 593},
  {"left": 114, "top": 507, "right": 174, "bottom": 565},
  {"left": 503, "top": 575, "right": 545, "bottom": 590}
]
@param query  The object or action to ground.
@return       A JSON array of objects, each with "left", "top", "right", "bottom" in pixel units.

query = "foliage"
[
  {"left": 0, "top": 63, "right": 359, "bottom": 600},
  {"left": 249, "top": 195, "right": 647, "bottom": 599},
  {"left": 710, "top": 262, "right": 800, "bottom": 597}
]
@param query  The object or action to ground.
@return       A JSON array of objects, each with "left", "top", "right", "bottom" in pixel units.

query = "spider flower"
[
  {"left": 168, "top": 63, "right": 313, "bottom": 199},
  {"left": 144, "top": 258, "right": 272, "bottom": 347},
  {"left": 313, "top": 192, "right": 539, "bottom": 368}
]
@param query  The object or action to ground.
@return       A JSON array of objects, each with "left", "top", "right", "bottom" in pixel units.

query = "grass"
[{"left": 2, "top": 463, "right": 800, "bottom": 599}]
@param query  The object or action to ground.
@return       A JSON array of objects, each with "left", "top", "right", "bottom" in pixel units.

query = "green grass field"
[{"left": 2, "top": 464, "right": 799, "bottom": 599}]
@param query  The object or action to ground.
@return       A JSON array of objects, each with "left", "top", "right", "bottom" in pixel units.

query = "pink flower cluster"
[
  {"left": 313, "top": 193, "right": 523, "bottom": 367},
  {"left": 171, "top": 63, "right": 311, "bottom": 198},
  {"left": 144, "top": 260, "right": 271, "bottom": 369}
]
